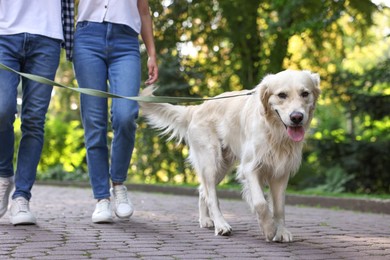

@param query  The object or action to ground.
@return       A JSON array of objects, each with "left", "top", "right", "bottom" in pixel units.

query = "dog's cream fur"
[{"left": 140, "top": 70, "right": 321, "bottom": 242}]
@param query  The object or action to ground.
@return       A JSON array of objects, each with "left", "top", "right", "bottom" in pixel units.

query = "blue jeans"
[
  {"left": 73, "top": 22, "right": 141, "bottom": 200},
  {"left": 0, "top": 33, "right": 61, "bottom": 200}
]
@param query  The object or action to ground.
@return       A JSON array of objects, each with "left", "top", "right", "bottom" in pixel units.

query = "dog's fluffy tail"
[{"left": 139, "top": 86, "right": 190, "bottom": 143}]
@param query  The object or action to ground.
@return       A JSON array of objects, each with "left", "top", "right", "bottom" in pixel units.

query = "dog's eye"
[
  {"left": 301, "top": 91, "right": 310, "bottom": 98},
  {"left": 277, "top": 93, "right": 287, "bottom": 99}
]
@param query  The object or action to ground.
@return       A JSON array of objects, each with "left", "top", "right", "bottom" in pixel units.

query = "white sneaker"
[
  {"left": 111, "top": 185, "right": 134, "bottom": 218},
  {"left": 92, "top": 199, "right": 113, "bottom": 223},
  {"left": 0, "top": 176, "right": 14, "bottom": 218},
  {"left": 9, "top": 197, "right": 36, "bottom": 225}
]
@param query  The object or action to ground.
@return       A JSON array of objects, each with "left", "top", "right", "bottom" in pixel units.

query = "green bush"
[
  {"left": 310, "top": 138, "right": 390, "bottom": 194},
  {"left": 38, "top": 115, "right": 87, "bottom": 180}
]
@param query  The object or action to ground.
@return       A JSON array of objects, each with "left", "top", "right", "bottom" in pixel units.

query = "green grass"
[
  {"left": 286, "top": 189, "right": 390, "bottom": 200},
  {"left": 126, "top": 181, "right": 390, "bottom": 200}
]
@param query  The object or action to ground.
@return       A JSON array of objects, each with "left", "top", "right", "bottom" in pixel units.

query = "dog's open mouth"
[{"left": 287, "top": 126, "right": 305, "bottom": 142}]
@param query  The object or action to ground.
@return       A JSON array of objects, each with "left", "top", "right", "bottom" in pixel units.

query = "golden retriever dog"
[{"left": 139, "top": 70, "right": 321, "bottom": 242}]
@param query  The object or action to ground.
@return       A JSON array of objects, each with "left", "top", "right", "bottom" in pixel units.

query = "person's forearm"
[
  {"left": 138, "top": 0, "right": 156, "bottom": 58},
  {"left": 138, "top": 0, "right": 158, "bottom": 84}
]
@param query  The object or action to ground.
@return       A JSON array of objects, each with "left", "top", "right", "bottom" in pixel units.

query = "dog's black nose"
[{"left": 290, "top": 112, "right": 304, "bottom": 124}]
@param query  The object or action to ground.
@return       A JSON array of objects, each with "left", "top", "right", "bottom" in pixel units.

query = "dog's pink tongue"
[{"left": 287, "top": 126, "right": 305, "bottom": 142}]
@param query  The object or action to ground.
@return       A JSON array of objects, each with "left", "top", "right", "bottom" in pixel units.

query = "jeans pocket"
[
  {"left": 120, "top": 24, "right": 138, "bottom": 38},
  {"left": 46, "top": 37, "right": 62, "bottom": 48},
  {"left": 76, "top": 21, "right": 91, "bottom": 31}
]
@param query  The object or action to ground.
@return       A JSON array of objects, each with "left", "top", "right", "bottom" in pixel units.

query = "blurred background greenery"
[{"left": 13, "top": 0, "right": 389, "bottom": 195}]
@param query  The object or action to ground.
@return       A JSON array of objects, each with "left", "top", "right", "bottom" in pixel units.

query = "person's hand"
[{"left": 145, "top": 56, "right": 158, "bottom": 85}]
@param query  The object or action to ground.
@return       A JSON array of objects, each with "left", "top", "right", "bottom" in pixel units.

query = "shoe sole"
[
  {"left": 12, "top": 221, "right": 36, "bottom": 226},
  {"left": 115, "top": 210, "right": 134, "bottom": 219},
  {"left": 11, "top": 216, "right": 36, "bottom": 225},
  {"left": 92, "top": 213, "right": 113, "bottom": 224},
  {"left": 92, "top": 217, "right": 113, "bottom": 224}
]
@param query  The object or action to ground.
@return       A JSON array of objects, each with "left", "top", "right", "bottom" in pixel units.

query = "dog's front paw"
[
  {"left": 214, "top": 221, "right": 232, "bottom": 236},
  {"left": 272, "top": 226, "right": 293, "bottom": 243},
  {"left": 199, "top": 217, "right": 214, "bottom": 228}
]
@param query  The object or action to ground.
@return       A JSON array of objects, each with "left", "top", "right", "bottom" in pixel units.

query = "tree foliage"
[{"left": 17, "top": 0, "right": 389, "bottom": 194}]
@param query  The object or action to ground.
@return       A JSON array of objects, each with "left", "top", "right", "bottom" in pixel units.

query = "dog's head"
[{"left": 259, "top": 70, "right": 321, "bottom": 142}]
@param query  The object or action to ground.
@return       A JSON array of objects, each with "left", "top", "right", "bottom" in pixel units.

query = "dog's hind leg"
[
  {"left": 268, "top": 174, "right": 293, "bottom": 242},
  {"left": 198, "top": 184, "right": 214, "bottom": 228},
  {"left": 196, "top": 167, "right": 232, "bottom": 235},
  {"left": 199, "top": 153, "right": 234, "bottom": 230},
  {"left": 201, "top": 177, "right": 232, "bottom": 236},
  {"left": 190, "top": 145, "right": 232, "bottom": 235}
]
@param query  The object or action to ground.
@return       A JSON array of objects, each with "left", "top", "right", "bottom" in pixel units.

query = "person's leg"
[
  {"left": 13, "top": 34, "right": 60, "bottom": 201},
  {"left": 10, "top": 34, "right": 61, "bottom": 225},
  {"left": 73, "top": 22, "right": 111, "bottom": 201},
  {"left": 108, "top": 24, "right": 141, "bottom": 184},
  {"left": 0, "top": 34, "right": 22, "bottom": 218},
  {"left": 107, "top": 24, "right": 141, "bottom": 218},
  {"left": 73, "top": 22, "right": 112, "bottom": 223}
]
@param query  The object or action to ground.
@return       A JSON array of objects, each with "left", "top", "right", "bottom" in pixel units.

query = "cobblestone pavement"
[{"left": 0, "top": 185, "right": 389, "bottom": 259}]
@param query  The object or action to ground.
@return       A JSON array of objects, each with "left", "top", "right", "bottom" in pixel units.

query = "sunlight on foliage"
[{"left": 11, "top": 1, "right": 388, "bottom": 195}]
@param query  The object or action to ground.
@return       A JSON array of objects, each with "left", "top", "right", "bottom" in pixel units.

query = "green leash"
[{"left": 0, "top": 62, "right": 254, "bottom": 103}]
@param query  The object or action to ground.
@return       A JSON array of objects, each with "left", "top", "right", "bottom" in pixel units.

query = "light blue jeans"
[
  {"left": 73, "top": 22, "right": 141, "bottom": 200},
  {"left": 0, "top": 33, "right": 61, "bottom": 200}
]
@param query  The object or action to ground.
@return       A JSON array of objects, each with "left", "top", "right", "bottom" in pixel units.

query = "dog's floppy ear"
[
  {"left": 259, "top": 74, "right": 273, "bottom": 115},
  {"left": 304, "top": 71, "right": 321, "bottom": 101}
]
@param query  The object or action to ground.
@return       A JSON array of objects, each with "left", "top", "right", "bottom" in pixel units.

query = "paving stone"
[{"left": 0, "top": 185, "right": 388, "bottom": 259}]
